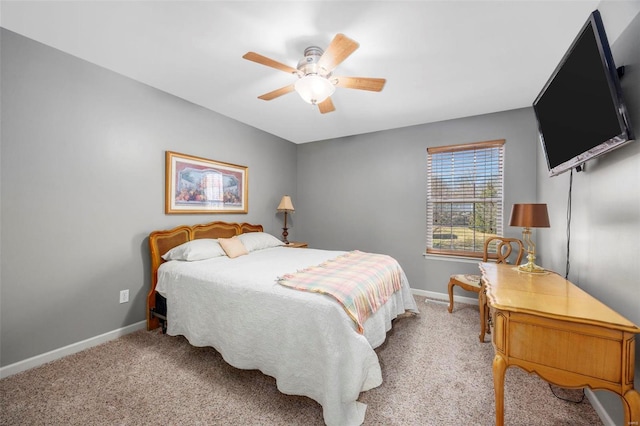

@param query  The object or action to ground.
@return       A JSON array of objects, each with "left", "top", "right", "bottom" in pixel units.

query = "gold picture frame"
[{"left": 165, "top": 151, "right": 248, "bottom": 214}]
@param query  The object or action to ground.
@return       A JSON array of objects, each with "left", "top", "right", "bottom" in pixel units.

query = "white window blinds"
[{"left": 426, "top": 140, "right": 505, "bottom": 257}]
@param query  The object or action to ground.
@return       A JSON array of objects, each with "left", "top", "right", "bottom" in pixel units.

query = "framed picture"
[{"left": 165, "top": 151, "right": 248, "bottom": 214}]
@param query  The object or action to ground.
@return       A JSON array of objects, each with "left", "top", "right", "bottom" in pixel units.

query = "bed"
[{"left": 146, "top": 221, "right": 419, "bottom": 426}]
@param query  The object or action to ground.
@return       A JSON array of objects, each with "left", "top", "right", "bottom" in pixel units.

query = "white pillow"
[
  {"left": 238, "top": 232, "right": 284, "bottom": 252},
  {"left": 161, "top": 239, "right": 226, "bottom": 261}
]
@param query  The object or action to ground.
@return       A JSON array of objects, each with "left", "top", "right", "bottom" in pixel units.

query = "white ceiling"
[{"left": 2, "top": 0, "right": 630, "bottom": 144}]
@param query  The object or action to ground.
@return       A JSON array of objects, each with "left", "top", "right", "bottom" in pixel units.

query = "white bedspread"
[{"left": 156, "top": 247, "right": 419, "bottom": 426}]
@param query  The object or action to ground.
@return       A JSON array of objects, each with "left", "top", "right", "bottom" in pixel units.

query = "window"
[{"left": 426, "top": 140, "right": 505, "bottom": 258}]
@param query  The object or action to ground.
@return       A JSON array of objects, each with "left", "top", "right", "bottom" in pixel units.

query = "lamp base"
[
  {"left": 517, "top": 262, "right": 547, "bottom": 274},
  {"left": 516, "top": 251, "right": 547, "bottom": 274}
]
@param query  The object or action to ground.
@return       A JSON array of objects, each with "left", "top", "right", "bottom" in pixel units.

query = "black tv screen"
[{"left": 533, "top": 9, "right": 634, "bottom": 177}]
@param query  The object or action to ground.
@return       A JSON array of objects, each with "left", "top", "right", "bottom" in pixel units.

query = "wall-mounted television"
[{"left": 533, "top": 9, "right": 634, "bottom": 177}]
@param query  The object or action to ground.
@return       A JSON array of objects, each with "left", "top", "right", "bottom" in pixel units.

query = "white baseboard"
[
  {"left": 411, "top": 288, "right": 478, "bottom": 307},
  {"left": 585, "top": 389, "right": 616, "bottom": 426},
  {"left": 0, "top": 291, "right": 465, "bottom": 379},
  {"left": 0, "top": 320, "right": 146, "bottom": 379}
]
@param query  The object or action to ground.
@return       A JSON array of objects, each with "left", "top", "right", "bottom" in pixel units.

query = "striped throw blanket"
[{"left": 277, "top": 250, "right": 404, "bottom": 333}]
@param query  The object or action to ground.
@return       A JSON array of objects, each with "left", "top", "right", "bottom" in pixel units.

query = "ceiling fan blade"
[
  {"left": 317, "top": 34, "right": 359, "bottom": 72},
  {"left": 333, "top": 76, "right": 386, "bottom": 92},
  {"left": 243, "top": 52, "right": 298, "bottom": 74},
  {"left": 318, "top": 97, "right": 335, "bottom": 114},
  {"left": 258, "top": 84, "right": 295, "bottom": 101}
]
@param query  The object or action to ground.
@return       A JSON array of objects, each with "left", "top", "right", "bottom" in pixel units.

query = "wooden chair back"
[{"left": 483, "top": 236, "right": 524, "bottom": 265}]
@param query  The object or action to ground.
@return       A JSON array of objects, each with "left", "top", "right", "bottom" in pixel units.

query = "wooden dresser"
[{"left": 480, "top": 262, "right": 640, "bottom": 426}]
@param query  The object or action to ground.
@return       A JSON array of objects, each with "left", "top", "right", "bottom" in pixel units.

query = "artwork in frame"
[{"left": 165, "top": 151, "right": 248, "bottom": 214}]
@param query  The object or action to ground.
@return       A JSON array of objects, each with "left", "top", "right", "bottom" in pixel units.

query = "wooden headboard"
[{"left": 146, "top": 221, "right": 263, "bottom": 330}]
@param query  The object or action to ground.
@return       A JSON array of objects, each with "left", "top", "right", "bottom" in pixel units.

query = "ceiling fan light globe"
[{"left": 295, "top": 75, "right": 335, "bottom": 105}]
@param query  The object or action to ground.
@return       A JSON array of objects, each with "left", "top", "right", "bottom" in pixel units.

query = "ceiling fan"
[{"left": 242, "top": 34, "right": 386, "bottom": 114}]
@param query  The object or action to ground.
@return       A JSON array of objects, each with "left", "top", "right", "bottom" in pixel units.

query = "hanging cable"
[
  {"left": 549, "top": 383, "right": 585, "bottom": 403},
  {"left": 550, "top": 168, "right": 585, "bottom": 404},
  {"left": 565, "top": 168, "right": 573, "bottom": 279}
]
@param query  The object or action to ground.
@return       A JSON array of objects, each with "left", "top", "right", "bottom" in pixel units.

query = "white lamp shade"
[
  {"left": 277, "top": 195, "right": 294, "bottom": 212},
  {"left": 294, "top": 75, "right": 335, "bottom": 105}
]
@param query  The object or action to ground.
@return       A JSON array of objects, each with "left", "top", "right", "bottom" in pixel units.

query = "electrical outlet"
[{"left": 119, "top": 289, "right": 129, "bottom": 304}]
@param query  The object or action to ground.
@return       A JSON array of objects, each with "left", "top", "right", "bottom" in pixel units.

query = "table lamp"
[
  {"left": 277, "top": 195, "right": 295, "bottom": 244},
  {"left": 509, "top": 203, "right": 550, "bottom": 273}
]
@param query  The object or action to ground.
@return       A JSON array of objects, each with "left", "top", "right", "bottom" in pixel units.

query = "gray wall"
[
  {"left": 537, "top": 8, "right": 640, "bottom": 425},
  {"left": 296, "top": 108, "right": 538, "bottom": 294},
  {"left": 0, "top": 29, "right": 297, "bottom": 366}
]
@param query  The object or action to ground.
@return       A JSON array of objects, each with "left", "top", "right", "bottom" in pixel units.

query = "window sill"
[{"left": 422, "top": 253, "right": 482, "bottom": 264}]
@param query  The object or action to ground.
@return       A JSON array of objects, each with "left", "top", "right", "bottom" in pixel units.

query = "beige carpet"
[{"left": 1, "top": 296, "right": 602, "bottom": 425}]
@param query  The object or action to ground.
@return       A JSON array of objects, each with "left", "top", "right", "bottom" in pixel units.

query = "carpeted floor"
[{"left": 0, "top": 296, "right": 602, "bottom": 425}]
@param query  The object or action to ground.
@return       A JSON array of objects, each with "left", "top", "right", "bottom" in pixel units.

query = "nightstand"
[{"left": 283, "top": 241, "right": 308, "bottom": 248}]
